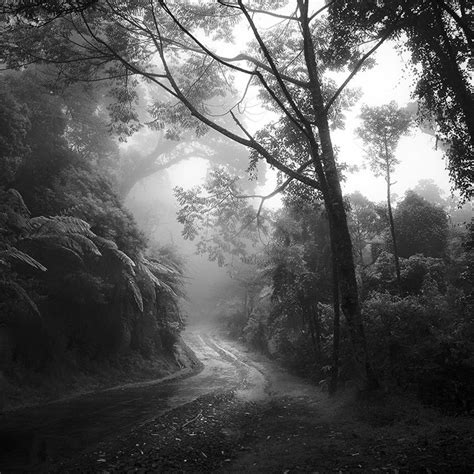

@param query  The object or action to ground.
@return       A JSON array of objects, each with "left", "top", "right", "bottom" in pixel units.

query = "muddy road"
[
  {"left": 0, "top": 329, "right": 293, "bottom": 471},
  {"left": 1, "top": 329, "right": 473, "bottom": 473}
]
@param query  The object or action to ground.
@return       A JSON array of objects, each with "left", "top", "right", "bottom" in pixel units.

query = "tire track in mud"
[
  {"left": 0, "top": 331, "right": 263, "bottom": 471},
  {"left": 200, "top": 334, "right": 271, "bottom": 400}
]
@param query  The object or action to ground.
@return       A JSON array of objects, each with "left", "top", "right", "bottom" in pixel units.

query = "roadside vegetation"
[
  {"left": 0, "top": 69, "right": 186, "bottom": 410},
  {"left": 0, "top": 0, "right": 472, "bottom": 418}
]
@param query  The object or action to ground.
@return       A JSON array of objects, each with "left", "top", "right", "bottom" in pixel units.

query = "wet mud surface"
[{"left": 1, "top": 329, "right": 473, "bottom": 473}]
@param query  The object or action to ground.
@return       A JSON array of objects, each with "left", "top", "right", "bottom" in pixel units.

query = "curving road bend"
[{"left": 0, "top": 328, "right": 293, "bottom": 472}]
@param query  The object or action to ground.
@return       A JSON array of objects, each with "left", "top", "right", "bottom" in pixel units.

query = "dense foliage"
[
  {"left": 207, "top": 185, "right": 472, "bottom": 412},
  {"left": 1, "top": 0, "right": 383, "bottom": 390},
  {"left": 394, "top": 191, "right": 449, "bottom": 258},
  {"left": 328, "top": 0, "right": 473, "bottom": 199},
  {"left": 1, "top": 1, "right": 472, "bottom": 409},
  {"left": 0, "top": 68, "right": 184, "bottom": 394}
]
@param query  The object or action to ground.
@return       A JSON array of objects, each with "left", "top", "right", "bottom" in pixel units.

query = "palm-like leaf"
[
  {"left": 112, "top": 249, "right": 136, "bottom": 273},
  {"left": 22, "top": 235, "right": 85, "bottom": 265},
  {"left": 127, "top": 276, "right": 143, "bottom": 312},
  {"left": 70, "top": 233, "right": 102, "bottom": 256},
  {"left": 158, "top": 280, "right": 179, "bottom": 299},
  {"left": 6, "top": 188, "right": 31, "bottom": 217},
  {"left": 140, "top": 263, "right": 164, "bottom": 289},
  {"left": 93, "top": 236, "right": 119, "bottom": 251},
  {"left": 0, "top": 279, "right": 42, "bottom": 320},
  {"left": 139, "top": 255, "right": 183, "bottom": 299},
  {"left": 0, "top": 247, "right": 47, "bottom": 272},
  {"left": 30, "top": 216, "right": 95, "bottom": 237}
]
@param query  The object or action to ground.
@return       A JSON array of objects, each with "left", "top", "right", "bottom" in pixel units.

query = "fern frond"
[
  {"left": 140, "top": 263, "right": 164, "bottom": 289},
  {"left": 127, "top": 276, "right": 143, "bottom": 312},
  {"left": 93, "top": 236, "right": 118, "bottom": 251},
  {"left": 112, "top": 249, "right": 136, "bottom": 274},
  {"left": 142, "top": 257, "right": 177, "bottom": 276},
  {"left": 52, "top": 216, "right": 94, "bottom": 236},
  {"left": 0, "top": 247, "right": 47, "bottom": 272},
  {"left": 158, "top": 280, "right": 179, "bottom": 299},
  {"left": 0, "top": 279, "right": 42, "bottom": 319},
  {"left": 23, "top": 235, "right": 85, "bottom": 265},
  {"left": 70, "top": 234, "right": 102, "bottom": 256},
  {"left": 30, "top": 216, "right": 95, "bottom": 237},
  {"left": 7, "top": 188, "right": 31, "bottom": 216}
]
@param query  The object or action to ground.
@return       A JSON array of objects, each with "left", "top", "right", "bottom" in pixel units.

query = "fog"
[{"left": 125, "top": 157, "right": 239, "bottom": 329}]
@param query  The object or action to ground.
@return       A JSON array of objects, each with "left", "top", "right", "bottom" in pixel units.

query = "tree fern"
[
  {"left": 111, "top": 249, "right": 136, "bottom": 274},
  {"left": 126, "top": 275, "right": 143, "bottom": 312},
  {"left": 29, "top": 215, "right": 94, "bottom": 237},
  {"left": 0, "top": 279, "right": 42, "bottom": 320},
  {"left": 0, "top": 246, "right": 47, "bottom": 272},
  {"left": 93, "top": 235, "right": 119, "bottom": 251},
  {"left": 5, "top": 188, "right": 30, "bottom": 217}
]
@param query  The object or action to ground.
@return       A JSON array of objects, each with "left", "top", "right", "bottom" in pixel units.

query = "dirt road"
[
  {"left": 1, "top": 328, "right": 473, "bottom": 473},
  {"left": 0, "top": 329, "right": 277, "bottom": 471}
]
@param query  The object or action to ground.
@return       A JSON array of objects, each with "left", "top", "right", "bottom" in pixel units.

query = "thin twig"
[{"left": 181, "top": 410, "right": 203, "bottom": 429}]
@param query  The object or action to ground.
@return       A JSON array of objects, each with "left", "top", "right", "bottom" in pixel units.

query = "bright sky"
[
  {"left": 334, "top": 41, "right": 451, "bottom": 204},
  {"left": 167, "top": 10, "right": 453, "bottom": 208}
]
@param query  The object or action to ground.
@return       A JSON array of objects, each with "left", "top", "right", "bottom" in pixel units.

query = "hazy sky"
[{"left": 167, "top": 39, "right": 451, "bottom": 208}]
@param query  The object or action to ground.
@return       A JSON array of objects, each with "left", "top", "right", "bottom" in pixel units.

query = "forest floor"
[
  {"left": 0, "top": 338, "right": 197, "bottom": 413},
  {"left": 48, "top": 330, "right": 474, "bottom": 474}
]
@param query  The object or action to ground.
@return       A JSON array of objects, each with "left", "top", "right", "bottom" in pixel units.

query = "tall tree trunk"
[
  {"left": 387, "top": 184, "right": 402, "bottom": 291},
  {"left": 313, "top": 304, "right": 321, "bottom": 361},
  {"left": 329, "top": 241, "right": 341, "bottom": 396},
  {"left": 323, "top": 172, "right": 378, "bottom": 391},
  {"left": 314, "top": 121, "right": 377, "bottom": 391},
  {"left": 386, "top": 169, "right": 402, "bottom": 293},
  {"left": 428, "top": 2, "right": 474, "bottom": 143},
  {"left": 306, "top": 302, "right": 320, "bottom": 361},
  {"left": 300, "top": 0, "right": 378, "bottom": 391}
]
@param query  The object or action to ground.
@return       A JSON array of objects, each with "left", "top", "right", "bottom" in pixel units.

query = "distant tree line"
[{"left": 186, "top": 168, "right": 472, "bottom": 412}]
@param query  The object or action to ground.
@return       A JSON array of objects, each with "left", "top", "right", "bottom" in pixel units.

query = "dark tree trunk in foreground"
[
  {"left": 300, "top": 2, "right": 378, "bottom": 389},
  {"left": 329, "top": 242, "right": 341, "bottom": 395}
]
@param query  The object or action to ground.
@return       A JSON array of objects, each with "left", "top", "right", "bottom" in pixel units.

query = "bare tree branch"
[
  {"left": 158, "top": 1, "right": 308, "bottom": 135},
  {"left": 308, "top": 0, "right": 339, "bottom": 22},
  {"left": 151, "top": 5, "right": 320, "bottom": 191},
  {"left": 238, "top": 0, "right": 312, "bottom": 130}
]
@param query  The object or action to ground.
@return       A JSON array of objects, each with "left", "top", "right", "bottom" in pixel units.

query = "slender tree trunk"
[
  {"left": 313, "top": 304, "right": 321, "bottom": 360},
  {"left": 329, "top": 241, "right": 341, "bottom": 396},
  {"left": 306, "top": 303, "right": 318, "bottom": 359},
  {"left": 306, "top": 302, "right": 320, "bottom": 361},
  {"left": 386, "top": 169, "right": 402, "bottom": 293}
]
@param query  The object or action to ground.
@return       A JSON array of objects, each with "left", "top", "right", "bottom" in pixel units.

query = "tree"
[
  {"left": 117, "top": 127, "right": 251, "bottom": 199},
  {"left": 413, "top": 178, "right": 448, "bottom": 208},
  {"left": 328, "top": 1, "right": 474, "bottom": 200},
  {"left": 394, "top": 191, "right": 449, "bottom": 258},
  {"left": 2, "top": 1, "right": 382, "bottom": 389},
  {"left": 347, "top": 191, "right": 384, "bottom": 265},
  {"left": 357, "top": 101, "right": 412, "bottom": 292}
]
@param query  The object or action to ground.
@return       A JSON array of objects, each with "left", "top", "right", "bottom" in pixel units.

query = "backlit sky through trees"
[{"left": 166, "top": 39, "right": 451, "bottom": 207}]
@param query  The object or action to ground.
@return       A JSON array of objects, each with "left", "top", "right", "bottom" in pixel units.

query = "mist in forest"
[
  {"left": 123, "top": 145, "right": 241, "bottom": 329},
  {"left": 1, "top": 2, "right": 473, "bottom": 472}
]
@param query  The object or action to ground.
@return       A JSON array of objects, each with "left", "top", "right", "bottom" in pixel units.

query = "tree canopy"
[
  {"left": 394, "top": 191, "right": 449, "bottom": 258},
  {"left": 328, "top": 0, "right": 473, "bottom": 199},
  {"left": 1, "top": 0, "right": 472, "bottom": 394}
]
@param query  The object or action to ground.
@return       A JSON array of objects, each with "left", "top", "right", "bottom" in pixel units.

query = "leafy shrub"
[
  {"left": 363, "top": 252, "right": 447, "bottom": 296},
  {"left": 363, "top": 288, "right": 474, "bottom": 412}
]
